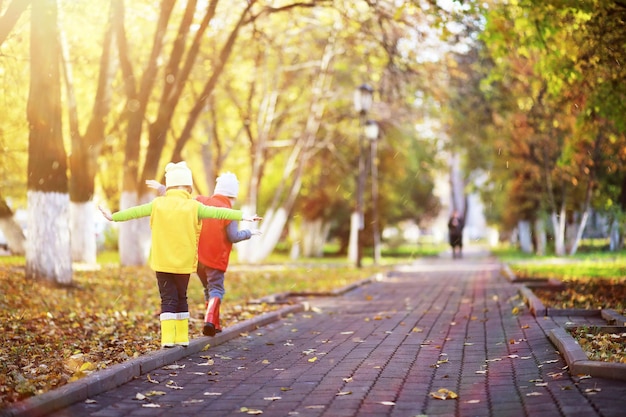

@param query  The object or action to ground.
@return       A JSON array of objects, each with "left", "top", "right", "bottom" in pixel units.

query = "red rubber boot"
[{"left": 203, "top": 297, "right": 221, "bottom": 337}]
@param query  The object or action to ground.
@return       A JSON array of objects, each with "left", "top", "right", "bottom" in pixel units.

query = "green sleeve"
[
  {"left": 197, "top": 204, "right": 243, "bottom": 221},
  {"left": 111, "top": 202, "right": 154, "bottom": 222}
]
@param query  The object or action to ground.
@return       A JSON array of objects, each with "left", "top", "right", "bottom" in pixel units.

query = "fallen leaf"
[
  {"left": 183, "top": 399, "right": 204, "bottom": 404},
  {"left": 165, "top": 381, "right": 183, "bottom": 390},
  {"left": 204, "top": 392, "right": 222, "bottom": 396},
  {"left": 336, "top": 391, "right": 352, "bottom": 396},
  {"left": 144, "top": 391, "right": 166, "bottom": 397},
  {"left": 308, "top": 357, "right": 318, "bottom": 363},
  {"left": 264, "top": 396, "right": 282, "bottom": 401},
  {"left": 526, "top": 392, "right": 543, "bottom": 396},
  {"left": 162, "top": 364, "right": 185, "bottom": 370},
  {"left": 379, "top": 401, "right": 395, "bottom": 405},
  {"left": 142, "top": 403, "right": 160, "bottom": 408},
  {"left": 430, "top": 388, "right": 458, "bottom": 400}
]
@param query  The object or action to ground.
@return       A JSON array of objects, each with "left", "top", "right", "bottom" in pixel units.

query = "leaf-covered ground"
[
  {"left": 0, "top": 261, "right": 386, "bottom": 408},
  {"left": 523, "top": 276, "right": 626, "bottom": 364},
  {"left": 0, "top": 265, "right": 287, "bottom": 407},
  {"left": 529, "top": 278, "right": 626, "bottom": 314}
]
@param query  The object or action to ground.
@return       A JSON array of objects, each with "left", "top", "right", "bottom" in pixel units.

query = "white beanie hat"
[
  {"left": 165, "top": 161, "right": 193, "bottom": 188},
  {"left": 214, "top": 172, "right": 239, "bottom": 197}
]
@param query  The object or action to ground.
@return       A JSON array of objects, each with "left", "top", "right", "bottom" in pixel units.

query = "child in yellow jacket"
[{"left": 99, "top": 161, "right": 261, "bottom": 348}]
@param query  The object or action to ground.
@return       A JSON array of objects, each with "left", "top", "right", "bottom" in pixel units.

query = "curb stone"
[
  {"left": 1, "top": 304, "right": 304, "bottom": 417},
  {"left": 549, "top": 327, "right": 626, "bottom": 382},
  {"left": 509, "top": 263, "right": 626, "bottom": 383}
]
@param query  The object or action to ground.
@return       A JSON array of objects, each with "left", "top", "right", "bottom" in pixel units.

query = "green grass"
[{"left": 492, "top": 246, "right": 626, "bottom": 280}]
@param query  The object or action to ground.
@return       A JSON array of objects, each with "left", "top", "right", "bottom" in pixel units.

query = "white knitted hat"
[
  {"left": 165, "top": 161, "right": 193, "bottom": 188},
  {"left": 214, "top": 172, "right": 239, "bottom": 197}
]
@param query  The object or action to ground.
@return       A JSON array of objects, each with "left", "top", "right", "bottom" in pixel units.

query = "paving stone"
[{"left": 5, "top": 250, "right": 626, "bottom": 417}]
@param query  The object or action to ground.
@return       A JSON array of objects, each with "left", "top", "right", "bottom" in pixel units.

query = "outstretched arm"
[
  {"left": 225, "top": 221, "right": 262, "bottom": 243},
  {"left": 145, "top": 180, "right": 166, "bottom": 196}
]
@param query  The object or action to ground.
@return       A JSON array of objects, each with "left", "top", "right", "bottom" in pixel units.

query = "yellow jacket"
[{"left": 111, "top": 189, "right": 243, "bottom": 273}]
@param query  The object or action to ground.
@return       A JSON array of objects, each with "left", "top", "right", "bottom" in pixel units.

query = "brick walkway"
[{"left": 6, "top": 250, "right": 626, "bottom": 417}]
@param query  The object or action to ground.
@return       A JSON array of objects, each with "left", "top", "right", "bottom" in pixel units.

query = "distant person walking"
[
  {"left": 100, "top": 161, "right": 261, "bottom": 348},
  {"left": 448, "top": 209, "right": 464, "bottom": 259}
]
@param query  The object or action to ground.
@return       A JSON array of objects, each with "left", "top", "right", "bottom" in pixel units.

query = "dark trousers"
[{"left": 156, "top": 271, "right": 190, "bottom": 313}]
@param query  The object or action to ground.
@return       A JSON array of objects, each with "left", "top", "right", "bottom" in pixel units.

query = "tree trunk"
[
  {"left": 609, "top": 218, "right": 622, "bottom": 251},
  {"left": 239, "top": 34, "right": 337, "bottom": 264},
  {"left": 114, "top": 0, "right": 175, "bottom": 266},
  {"left": 63, "top": 1, "right": 115, "bottom": 263},
  {"left": 0, "top": 0, "right": 31, "bottom": 46},
  {"left": 533, "top": 217, "right": 546, "bottom": 256},
  {"left": 517, "top": 220, "right": 533, "bottom": 253},
  {"left": 0, "top": 195, "right": 25, "bottom": 255},
  {"left": 301, "top": 218, "right": 330, "bottom": 258},
  {"left": 550, "top": 204, "right": 567, "bottom": 256},
  {"left": 26, "top": 0, "right": 72, "bottom": 284}
]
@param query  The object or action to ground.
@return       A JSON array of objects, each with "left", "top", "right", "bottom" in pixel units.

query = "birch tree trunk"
[
  {"left": 517, "top": 220, "right": 533, "bottom": 254},
  {"left": 301, "top": 218, "right": 330, "bottom": 258},
  {"left": 26, "top": 0, "right": 72, "bottom": 284},
  {"left": 61, "top": 1, "right": 115, "bottom": 264},
  {"left": 550, "top": 204, "right": 567, "bottom": 256},
  {"left": 238, "top": 34, "right": 337, "bottom": 263},
  {"left": 533, "top": 217, "right": 546, "bottom": 256}
]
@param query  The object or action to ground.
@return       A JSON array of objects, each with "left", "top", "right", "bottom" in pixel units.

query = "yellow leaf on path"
[
  {"left": 144, "top": 391, "right": 166, "bottom": 397},
  {"left": 262, "top": 359, "right": 270, "bottom": 364},
  {"left": 240, "top": 407, "right": 263, "bottom": 415},
  {"left": 343, "top": 377, "right": 353, "bottom": 382},
  {"left": 308, "top": 357, "right": 318, "bottom": 363},
  {"left": 336, "top": 391, "right": 352, "bottom": 396},
  {"left": 430, "top": 388, "right": 458, "bottom": 400},
  {"left": 512, "top": 307, "right": 520, "bottom": 315}
]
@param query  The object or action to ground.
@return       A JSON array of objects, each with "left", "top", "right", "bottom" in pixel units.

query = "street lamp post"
[
  {"left": 351, "top": 83, "right": 374, "bottom": 268},
  {"left": 365, "top": 119, "right": 380, "bottom": 265}
]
